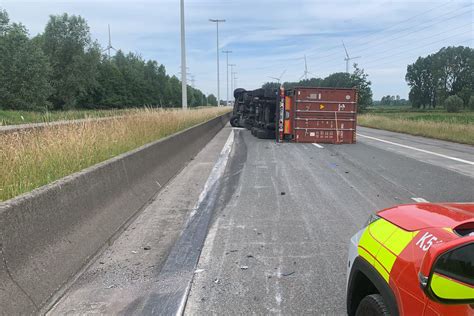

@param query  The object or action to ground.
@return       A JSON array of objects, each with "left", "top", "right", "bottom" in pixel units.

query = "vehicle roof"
[{"left": 377, "top": 203, "right": 474, "bottom": 231}]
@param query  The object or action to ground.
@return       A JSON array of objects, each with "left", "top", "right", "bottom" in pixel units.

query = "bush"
[
  {"left": 445, "top": 95, "right": 463, "bottom": 113},
  {"left": 469, "top": 95, "right": 474, "bottom": 111}
]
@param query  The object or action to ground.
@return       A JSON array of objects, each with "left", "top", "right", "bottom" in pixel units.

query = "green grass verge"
[
  {"left": 358, "top": 112, "right": 474, "bottom": 145},
  {"left": 0, "top": 109, "right": 131, "bottom": 126},
  {"left": 0, "top": 107, "right": 231, "bottom": 201}
]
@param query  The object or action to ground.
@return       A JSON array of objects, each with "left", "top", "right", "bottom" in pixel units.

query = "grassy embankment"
[
  {"left": 358, "top": 110, "right": 474, "bottom": 145},
  {"left": 0, "top": 107, "right": 230, "bottom": 201},
  {"left": 0, "top": 109, "right": 132, "bottom": 126}
]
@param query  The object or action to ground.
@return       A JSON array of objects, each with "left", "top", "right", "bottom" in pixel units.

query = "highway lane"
[
  {"left": 184, "top": 127, "right": 473, "bottom": 315},
  {"left": 48, "top": 125, "right": 473, "bottom": 315}
]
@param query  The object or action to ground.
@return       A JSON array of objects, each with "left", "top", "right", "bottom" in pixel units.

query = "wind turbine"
[
  {"left": 269, "top": 69, "right": 287, "bottom": 84},
  {"left": 342, "top": 41, "right": 360, "bottom": 73},
  {"left": 103, "top": 24, "right": 117, "bottom": 58},
  {"left": 299, "top": 55, "right": 314, "bottom": 80}
]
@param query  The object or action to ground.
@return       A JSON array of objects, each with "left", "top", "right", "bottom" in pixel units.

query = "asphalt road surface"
[{"left": 50, "top": 125, "right": 473, "bottom": 315}]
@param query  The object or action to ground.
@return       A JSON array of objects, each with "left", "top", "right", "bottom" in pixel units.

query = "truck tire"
[
  {"left": 355, "top": 294, "right": 390, "bottom": 316},
  {"left": 234, "top": 88, "right": 246, "bottom": 99},
  {"left": 230, "top": 115, "right": 239, "bottom": 127}
]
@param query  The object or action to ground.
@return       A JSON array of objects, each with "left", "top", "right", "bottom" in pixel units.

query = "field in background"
[
  {"left": 0, "top": 107, "right": 230, "bottom": 201},
  {"left": 0, "top": 109, "right": 133, "bottom": 126},
  {"left": 358, "top": 112, "right": 474, "bottom": 145}
]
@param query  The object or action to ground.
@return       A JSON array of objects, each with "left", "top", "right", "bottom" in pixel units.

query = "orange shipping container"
[{"left": 280, "top": 87, "right": 357, "bottom": 144}]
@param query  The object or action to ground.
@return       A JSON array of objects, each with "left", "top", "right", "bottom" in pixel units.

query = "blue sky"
[{"left": 1, "top": 0, "right": 473, "bottom": 100}]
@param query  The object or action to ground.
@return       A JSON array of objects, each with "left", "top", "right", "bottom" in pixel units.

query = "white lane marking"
[
  {"left": 412, "top": 197, "right": 429, "bottom": 203},
  {"left": 357, "top": 134, "right": 474, "bottom": 165},
  {"left": 177, "top": 130, "right": 234, "bottom": 315},
  {"left": 312, "top": 143, "right": 324, "bottom": 149},
  {"left": 186, "top": 130, "right": 234, "bottom": 221}
]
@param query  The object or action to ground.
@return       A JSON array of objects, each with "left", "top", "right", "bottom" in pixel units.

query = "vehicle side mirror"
[{"left": 419, "top": 237, "right": 474, "bottom": 305}]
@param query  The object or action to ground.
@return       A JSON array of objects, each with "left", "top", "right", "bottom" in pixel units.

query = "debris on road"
[
  {"left": 143, "top": 246, "right": 151, "bottom": 250},
  {"left": 240, "top": 265, "right": 249, "bottom": 270}
]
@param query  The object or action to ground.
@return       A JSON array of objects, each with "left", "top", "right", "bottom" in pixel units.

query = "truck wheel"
[
  {"left": 234, "top": 88, "right": 245, "bottom": 99},
  {"left": 355, "top": 294, "right": 389, "bottom": 316},
  {"left": 230, "top": 115, "right": 239, "bottom": 127}
]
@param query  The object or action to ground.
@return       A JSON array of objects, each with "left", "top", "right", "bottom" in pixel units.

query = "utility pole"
[
  {"left": 233, "top": 73, "right": 238, "bottom": 90},
  {"left": 222, "top": 50, "right": 232, "bottom": 106},
  {"left": 229, "top": 64, "right": 236, "bottom": 96},
  {"left": 180, "top": 0, "right": 188, "bottom": 109},
  {"left": 209, "top": 19, "right": 225, "bottom": 106}
]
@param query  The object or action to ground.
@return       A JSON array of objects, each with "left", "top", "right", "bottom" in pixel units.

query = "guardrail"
[{"left": 0, "top": 112, "right": 230, "bottom": 314}]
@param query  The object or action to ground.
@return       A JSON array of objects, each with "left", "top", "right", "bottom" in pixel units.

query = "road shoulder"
[{"left": 48, "top": 126, "right": 232, "bottom": 315}]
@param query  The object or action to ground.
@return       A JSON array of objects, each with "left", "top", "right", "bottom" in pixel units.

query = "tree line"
[
  {"left": 374, "top": 95, "right": 410, "bottom": 107},
  {"left": 262, "top": 64, "right": 373, "bottom": 112},
  {"left": 405, "top": 46, "right": 474, "bottom": 111},
  {"left": 0, "top": 9, "right": 217, "bottom": 111}
]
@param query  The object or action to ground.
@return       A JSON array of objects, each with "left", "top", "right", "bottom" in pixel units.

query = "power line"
[
  {"left": 306, "top": 2, "right": 470, "bottom": 60},
  {"left": 363, "top": 38, "right": 473, "bottom": 70},
  {"left": 362, "top": 32, "right": 473, "bottom": 67},
  {"left": 307, "top": 5, "right": 473, "bottom": 66},
  {"left": 359, "top": 23, "right": 472, "bottom": 63},
  {"left": 316, "top": 21, "right": 473, "bottom": 70},
  {"left": 340, "top": 7, "right": 472, "bottom": 57},
  {"left": 238, "top": 2, "right": 471, "bottom": 73}
]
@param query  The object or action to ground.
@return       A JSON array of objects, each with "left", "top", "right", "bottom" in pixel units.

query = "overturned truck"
[
  {"left": 230, "top": 88, "right": 278, "bottom": 139},
  {"left": 230, "top": 86, "right": 358, "bottom": 144}
]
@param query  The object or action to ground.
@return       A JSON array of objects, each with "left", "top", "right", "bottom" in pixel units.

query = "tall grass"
[
  {"left": 0, "top": 109, "right": 133, "bottom": 126},
  {"left": 358, "top": 113, "right": 474, "bottom": 145},
  {"left": 0, "top": 107, "right": 230, "bottom": 201}
]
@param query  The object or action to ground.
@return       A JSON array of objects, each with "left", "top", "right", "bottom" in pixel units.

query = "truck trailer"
[
  {"left": 278, "top": 87, "right": 358, "bottom": 144},
  {"left": 230, "top": 86, "right": 358, "bottom": 144}
]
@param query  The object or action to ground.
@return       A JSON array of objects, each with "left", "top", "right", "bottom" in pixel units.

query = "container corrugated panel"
[{"left": 291, "top": 87, "right": 357, "bottom": 144}]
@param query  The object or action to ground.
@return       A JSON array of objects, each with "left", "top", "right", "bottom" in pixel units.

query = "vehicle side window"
[{"left": 434, "top": 243, "right": 474, "bottom": 286}]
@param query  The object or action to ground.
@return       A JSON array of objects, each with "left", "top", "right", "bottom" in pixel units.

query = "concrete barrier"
[{"left": 0, "top": 113, "right": 230, "bottom": 314}]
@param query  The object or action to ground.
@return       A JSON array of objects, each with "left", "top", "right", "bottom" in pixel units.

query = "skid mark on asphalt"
[{"left": 357, "top": 134, "right": 474, "bottom": 165}]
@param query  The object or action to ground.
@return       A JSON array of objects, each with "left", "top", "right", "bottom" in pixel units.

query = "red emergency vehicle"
[{"left": 347, "top": 203, "right": 474, "bottom": 315}]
